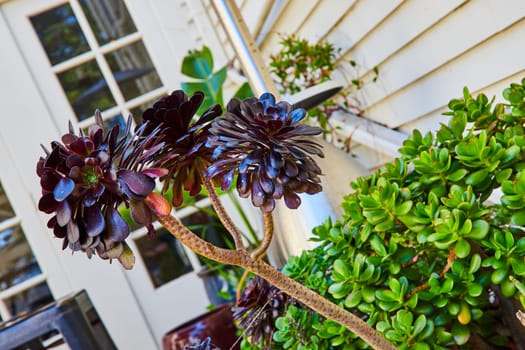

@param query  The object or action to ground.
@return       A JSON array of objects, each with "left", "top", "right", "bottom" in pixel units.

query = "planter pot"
[{"left": 162, "top": 303, "right": 239, "bottom": 350}]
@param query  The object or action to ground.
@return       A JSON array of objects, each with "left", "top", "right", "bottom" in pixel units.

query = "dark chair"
[{"left": 0, "top": 290, "right": 116, "bottom": 350}]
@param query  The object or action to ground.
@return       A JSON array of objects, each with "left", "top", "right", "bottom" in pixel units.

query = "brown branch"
[
  {"left": 249, "top": 212, "right": 273, "bottom": 260},
  {"left": 152, "top": 211, "right": 396, "bottom": 350},
  {"left": 198, "top": 165, "right": 245, "bottom": 251},
  {"left": 406, "top": 246, "right": 455, "bottom": 300},
  {"left": 237, "top": 212, "right": 274, "bottom": 300}
]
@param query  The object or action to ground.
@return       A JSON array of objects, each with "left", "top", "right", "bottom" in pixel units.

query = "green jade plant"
[
  {"left": 235, "top": 81, "right": 525, "bottom": 349},
  {"left": 36, "top": 90, "right": 395, "bottom": 349}
]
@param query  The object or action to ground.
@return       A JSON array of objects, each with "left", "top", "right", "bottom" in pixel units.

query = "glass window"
[
  {"left": 79, "top": 0, "right": 137, "bottom": 45},
  {"left": 57, "top": 59, "right": 117, "bottom": 121},
  {"left": 3, "top": 282, "right": 54, "bottom": 317},
  {"left": 135, "top": 227, "right": 193, "bottom": 288},
  {"left": 30, "top": 0, "right": 164, "bottom": 125},
  {"left": 30, "top": 4, "right": 89, "bottom": 65},
  {"left": 105, "top": 41, "right": 162, "bottom": 101},
  {"left": 0, "top": 226, "right": 42, "bottom": 291},
  {"left": 0, "top": 182, "right": 15, "bottom": 224}
]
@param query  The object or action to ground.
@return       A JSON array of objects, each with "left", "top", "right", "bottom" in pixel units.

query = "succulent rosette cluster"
[
  {"left": 206, "top": 93, "right": 324, "bottom": 212},
  {"left": 36, "top": 113, "right": 169, "bottom": 269},
  {"left": 233, "top": 276, "right": 293, "bottom": 347},
  {"left": 141, "top": 90, "right": 222, "bottom": 207}
]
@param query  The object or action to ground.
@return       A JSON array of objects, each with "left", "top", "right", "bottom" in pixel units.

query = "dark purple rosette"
[
  {"left": 36, "top": 112, "right": 170, "bottom": 269},
  {"left": 232, "top": 276, "right": 292, "bottom": 347},
  {"left": 205, "top": 93, "right": 324, "bottom": 212},
  {"left": 141, "top": 90, "right": 222, "bottom": 207}
]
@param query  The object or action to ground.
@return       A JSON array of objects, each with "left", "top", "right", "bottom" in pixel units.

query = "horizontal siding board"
[
  {"left": 295, "top": 0, "right": 356, "bottom": 43},
  {"left": 339, "top": 0, "right": 465, "bottom": 78},
  {"left": 401, "top": 70, "right": 525, "bottom": 135},
  {"left": 359, "top": 0, "right": 525, "bottom": 126},
  {"left": 260, "top": 0, "right": 318, "bottom": 58},
  {"left": 366, "top": 17, "right": 525, "bottom": 128},
  {"left": 324, "top": 0, "right": 403, "bottom": 58}
]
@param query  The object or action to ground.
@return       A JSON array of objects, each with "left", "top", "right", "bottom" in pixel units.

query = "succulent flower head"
[
  {"left": 36, "top": 112, "right": 170, "bottom": 269},
  {"left": 206, "top": 93, "right": 324, "bottom": 212},
  {"left": 142, "top": 90, "right": 222, "bottom": 207}
]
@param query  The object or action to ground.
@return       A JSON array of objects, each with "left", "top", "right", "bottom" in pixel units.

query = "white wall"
[{"left": 195, "top": 0, "right": 525, "bottom": 171}]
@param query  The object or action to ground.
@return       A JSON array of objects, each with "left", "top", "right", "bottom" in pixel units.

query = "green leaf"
[
  {"left": 455, "top": 239, "right": 471, "bottom": 259},
  {"left": 511, "top": 258, "right": 525, "bottom": 276},
  {"left": 344, "top": 290, "right": 362, "bottom": 308},
  {"left": 469, "top": 254, "right": 482, "bottom": 274},
  {"left": 491, "top": 268, "right": 508, "bottom": 285},
  {"left": 465, "top": 220, "right": 489, "bottom": 240},
  {"left": 511, "top": 209, "right": 525, "bottom": 226},
  {"left": 181, "top": 46, "right": 213, "bottom": 79},
  {"left": 467, "top": 283, "right": 483, "bottom": 297},
  {"left": 451, "top": 323, "right": 470, "bottom": 345},
  {"left": 465, "top": 168, "right": 489, "bottom": 186},
  {"left": 496, "top": 168, "right": 513, "bottom": 183},
  {"left": 375, "top": 217, "right": 395, "bottom": 232},
  {"left": 233, "top": 82, "right": 253, "bottom": 100},
  {"left": 376, "top": 289, "right": 398, "bottom": 302},
  {"left": 412, "top": 314, "right": 427, "bottom": 335},
  {"left": 394, "top": 201, "right": 413, "bottom": 216},
  {"left": 370, "top": 235, "right": 388, "bottom": 256},
  {"left": 446, "top": 169, "right": 468, "bottom": 182}
]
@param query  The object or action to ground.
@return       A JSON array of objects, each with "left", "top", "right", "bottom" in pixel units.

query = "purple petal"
[
  {"left": 284, "top": 191, "right": 301, "bottom": 209},
  {"left": 221, "top": 168, "right": 235, "bottom": 191},
  {"left": 56, "top": 200, "right": 72, "bottom": 227},
  {"left": 141, "top": 168, "right": 168, "bottom": 179},
  {"left": 106, "top": 207, "right": 130, "bottom": 242},
  {"left": 38, "top": 193, "right": 59, "bottom": 213},
  {"left": 130, "top": 200, "right": 152, "bottom": 226},
  {"left": 67, "top": 220, "right": 80, "bottom": 243},
  {"left": 118, "top": 170, "right": 155, "bottom": 197},
  {"left": 289, "top": 108, "right": 306, "bottom": 123},
  {"left": 54, "top": 177, "right": 75, "bottom": 202},
  {"left": 85, "top": 206, "right": 105, "bottom": 237},
  {"left": 260, "top": 198, "right": 275, "bottom": 213},
  {"left": 40, "top": 170, "right": 61, "bottom": 192}
]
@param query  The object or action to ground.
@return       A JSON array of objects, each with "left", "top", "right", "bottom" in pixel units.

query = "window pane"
[
  {"left": 4, "top": 282, "right": 54, "bottom": 318},
  {"left": 105, "top": 41, "right": 163, "bottom": 101},
  {"left": 30, "top": 4, "right": 90, "bottom": 65},
  {"left": 135, "top": 228, "right": 193, "bottom": 288},
  {"left": 0, "top": 226, "right": 42, "bottom": 291},
  {"left": 57, "top": 60, "right": 116, "bottom": 121},
  {"left": 0, "top": 181, "right": 15, "bottom": 224},
  {"left": 79, "top": 0, "right": 137, "bottom": 45}
]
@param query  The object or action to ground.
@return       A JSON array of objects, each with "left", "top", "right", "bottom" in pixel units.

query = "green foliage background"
[{"left": 242, "top": 81, "right": 525, "bottom": 349}]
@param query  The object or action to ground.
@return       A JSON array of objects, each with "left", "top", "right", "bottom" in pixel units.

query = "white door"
[{"left": 2, "top": 0, "right": 219, "bottom": 346}]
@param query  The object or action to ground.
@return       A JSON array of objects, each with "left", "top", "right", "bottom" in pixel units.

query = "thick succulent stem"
[
  {"left": 237, "top": 212, "right": 274, "bottom": 299},
  {"left": 153, "top": 212, "right": 396, "bottom": 350},
  {"left": 249, "top": 212, "right": 273, "bottom": 260},
  {"left": 199, "top": 167, "right": 245, "bottom": 251}
]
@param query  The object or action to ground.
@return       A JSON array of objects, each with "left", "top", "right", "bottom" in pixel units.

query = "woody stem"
[{"left": 153, "top": 211, "right": 395, "bottom": 350}]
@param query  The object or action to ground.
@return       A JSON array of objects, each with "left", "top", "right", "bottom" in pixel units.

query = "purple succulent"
[
  {"left": 36, "top": 112, "right": 169, "bottom": 269},
  {"left": 141, "top": 90, "right": 222, "bottom": 207},
  {"left": 205, "top": 93, "right": 324, "bottom": 212},
  {"left": 233, "top": 276, "right": 292, "bottom": 347}
]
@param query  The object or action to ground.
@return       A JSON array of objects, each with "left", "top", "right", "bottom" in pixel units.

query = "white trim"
[{"left": 0, "top": 275, "right": 47, "bottom": 301}]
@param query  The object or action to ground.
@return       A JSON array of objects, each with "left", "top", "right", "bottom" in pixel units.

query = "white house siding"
[{"left": 189, "top": 0, "right": 525, "bottom": 171}]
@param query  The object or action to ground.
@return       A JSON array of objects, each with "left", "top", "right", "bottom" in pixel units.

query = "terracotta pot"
[{"left": 162, "top": 303, "right": 239, "bottom": 350}]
